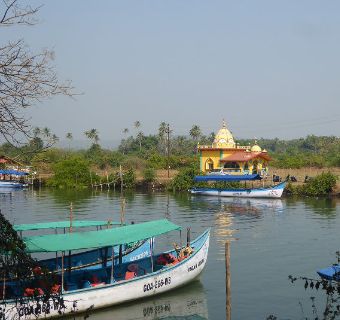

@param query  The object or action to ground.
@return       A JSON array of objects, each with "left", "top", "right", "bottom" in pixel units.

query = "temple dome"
[
  {"left": 212, "top": 120, "right": 236, "bottom": 148},
  {"left": 251, "top": 144, "right": 262, "bottom": 152}
]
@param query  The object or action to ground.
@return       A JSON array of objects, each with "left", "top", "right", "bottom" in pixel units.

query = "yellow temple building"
[{"left": 198, "top": 121, "right": 271, "bottom": 175}]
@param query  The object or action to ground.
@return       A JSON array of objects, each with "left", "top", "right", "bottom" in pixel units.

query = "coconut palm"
[
  {"left": 136, "top": 131, "right": 143, "bottom": 151},
  {"left": 84, "top": 128, "right": 99, "bottom": 146},
  {"left": 134, "top": 121, "right": 141, "bottom": 131},
  {"left": 66, "top": 132, "right": 73, "bottom": 150},
  {"left": 158, "top": 122, "right": 168, "bottom": 154},
  {"left": 189, "top": 125, "right": 201, "bottom": 142}
]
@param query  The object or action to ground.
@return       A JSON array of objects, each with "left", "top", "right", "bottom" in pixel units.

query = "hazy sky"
[{"left": 4, "top": 0, "right": 340, "bottom": 145}]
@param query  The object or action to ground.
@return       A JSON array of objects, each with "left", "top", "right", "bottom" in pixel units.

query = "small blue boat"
[
  {"left": 317, "top": 264, "right": 340, "bottom": 281},
  {"left": 0, "top": 169, "right": 29, "bottom": 188}
]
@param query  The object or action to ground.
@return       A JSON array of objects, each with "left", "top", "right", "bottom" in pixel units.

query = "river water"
[{"left": 1, "top": 188, "right": 339, "bottom": 320}]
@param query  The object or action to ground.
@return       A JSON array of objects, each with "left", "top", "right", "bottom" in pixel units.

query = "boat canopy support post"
[
  {"left": 186, "top": 227, "right": 191, "bottom": 247},
  {"left": 2, "top": 272, "right": 6, "bottom": 301},
  {"left": 61, "top": 251, "right": 65, "bottom": 293},
  {"left": 150, "top": 238, "right": 154, "bottom": 273},
  {"left": 110, "top": 246, "right": 115, "bottom": 283},
  {"left": 103, "top": 247, "right": 108, "bottom": 268}
]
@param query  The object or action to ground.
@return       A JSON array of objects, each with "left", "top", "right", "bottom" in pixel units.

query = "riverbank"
[{"left": 31, "top": 166, "right": 340, "bottom": 197}]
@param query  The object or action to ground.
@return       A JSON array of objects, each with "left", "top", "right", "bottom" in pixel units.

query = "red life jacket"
[{"left": 125, "top": 271, "right": 136, "bottom": 280}]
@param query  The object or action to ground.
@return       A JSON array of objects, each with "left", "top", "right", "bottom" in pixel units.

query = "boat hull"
[
  {"left": 3, "top": 230, "right": 210, "bottom": 319},
  {"left": 0, "top": 181, "right": 28, "bottom": 188},
  {"left": 190, "top": 182, "right": 286, "bottom": 198}
]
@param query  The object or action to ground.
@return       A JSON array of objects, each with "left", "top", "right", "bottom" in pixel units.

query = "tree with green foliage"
[
  {"left": 48, "top": 157, "right": 93, "bottom": 188},
  {"left": 66, "top": 132, "right": 73, "bottom": 151},
  {"left": 189, "top": 124, "right": 201, "bottom": 142}
]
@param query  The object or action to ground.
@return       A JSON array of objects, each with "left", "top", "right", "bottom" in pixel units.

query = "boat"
[
  {"left": 14, "top": 220, "right": 153, "bottom": 271},
  {"left": 2, "top": 219, "right": 210, "bottom": 319},
  {"left": 189, "top": 174, "right": 286, "bottom": 198},
  {"left": 0, "top": 169, "right": 29, "bottom": 188},
  {"left": 317, "top": 264, "right": 340, "bottom": 281}
]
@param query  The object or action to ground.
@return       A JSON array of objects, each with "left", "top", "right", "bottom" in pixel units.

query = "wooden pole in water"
[
  {"left": 119, "top": 165, "right": 123, "bottom": 193},
  {"left": 186, "top": 227, "right": 191, "bottom": 247},
  {"left": 106, "top": 171, "right": 109, "bottom": 189},
  {"left": 225, "top": 241, "right": 231, "bottom": 320}
]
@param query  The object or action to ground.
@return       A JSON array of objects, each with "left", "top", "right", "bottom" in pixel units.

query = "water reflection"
[{"left": 73, "top": 280, "right": 208, "bottom": 320}]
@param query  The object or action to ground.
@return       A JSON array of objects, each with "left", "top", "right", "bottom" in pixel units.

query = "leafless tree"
[{"left": 0, "top": 0, "right": 75, "bottom": 145}]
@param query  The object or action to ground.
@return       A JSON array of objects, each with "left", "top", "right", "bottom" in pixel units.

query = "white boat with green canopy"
[
  {"left": 3, "top": 219, "right": 210, "bottom": 319},
  {"left": 14, "top": 220, "right": 152, "bottom": 272}
]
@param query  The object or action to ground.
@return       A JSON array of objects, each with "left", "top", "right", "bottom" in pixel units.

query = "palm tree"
[
  {"left": 84, "top": 128, "right": 99, "bottom": 146},
  {"left": 134, "top": 121, "right": 141, "bottom": 131},
  {"left": 136, "top": 131, "right": 143, "bottom": 151},
  {"left": 66, "top": 132, "right": 73, "bottom": 151},
  {"left": 189, "top": 125, "right": 201, "bottom": 142},
  {"left": 158, "top": 122, "right": 167, "bottom": 154}
]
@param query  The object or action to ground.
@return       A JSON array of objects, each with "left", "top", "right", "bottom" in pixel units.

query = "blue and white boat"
[
  {"left": 2, "top": 219, "right": 210, "bottom": 319},
  {"left": 0, "top": 169, "right": 29, "bottom": 188},
  {"left": 190, "top": 174, "right": 286, "bottom": 198}
]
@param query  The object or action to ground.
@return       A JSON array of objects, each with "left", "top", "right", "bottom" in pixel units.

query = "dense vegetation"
[{"left": 0, "top": 123, "right": 339, "bottom": 194}]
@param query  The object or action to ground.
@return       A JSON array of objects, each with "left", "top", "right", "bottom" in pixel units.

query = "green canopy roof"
[
  {"left": 14, "top": 220, "right": 120, "bottom": 232},
  {"left": 24, "top": 219, "right": 181, "bottom": 253}
]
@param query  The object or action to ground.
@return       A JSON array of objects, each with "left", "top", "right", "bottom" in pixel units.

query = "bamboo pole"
[
  {"left": 119, "top": 165, "right": 123, "bottom": 193},
  {"left": 106, "top": 171, "right": 110, "bottom": 189},
  {"left": 186, "top": 227, "right": 191, "bottom": 247},
  {"left": 225, "top": 241, "right": 231, "bottom": 320}
]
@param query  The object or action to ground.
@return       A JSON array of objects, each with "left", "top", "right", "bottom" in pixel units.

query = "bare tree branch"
[
  {"left": 0, "top": 0, "right": 40, "bottom": 26},
  {"left": 0, "top": 1, "right": 76, "bottom": 146}
]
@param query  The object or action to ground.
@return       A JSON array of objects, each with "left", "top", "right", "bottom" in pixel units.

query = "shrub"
[
  {"left": 143, "top": 167, "right": 156, "bottom": 183},
  {"left": 48, "top": 157, "right": 92, "bottom": 188},
  {"left": 303, "top": 172, "right": 337, "bottom": 196},
  {"left": 122, "top": 168, "right": 136, "bottom": 189},
  {"left": 285, "top": 172, "right": 337, "bottom": 196},
  {"left": 169, "top": 165, "right": 200, "bottom": 191}
]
